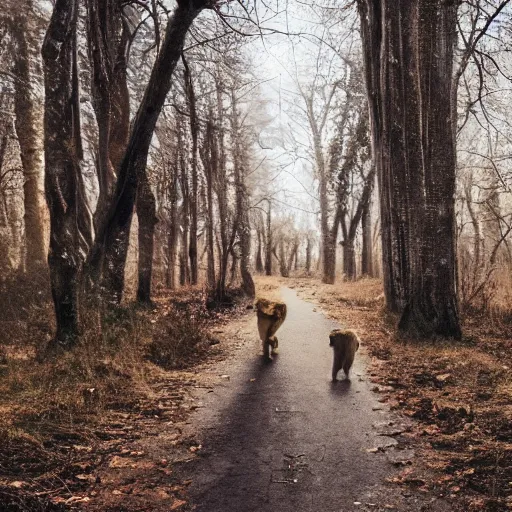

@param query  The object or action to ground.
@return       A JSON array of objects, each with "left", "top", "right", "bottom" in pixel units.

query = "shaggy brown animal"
[
  {"left": 255, "top": 298, "right": 287, "bottom": 360},
  {"left": 329, "top": 329, "right": 360, "bottom": 381}
]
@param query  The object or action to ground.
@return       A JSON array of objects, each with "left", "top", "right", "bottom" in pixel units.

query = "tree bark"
[
  {"left": 279, "top": 240, "right": 289, "bottom": 278},
  {"left": 264, "top": 199, "right": 272, "bottom": 276},
  {"left": 230, "top": 90, "right": 255, "bottom": 298},
  {"left": 342, "top": 240, "right": 356, "bottom": 280},
  {"left": 255, "top": 226, "right": 264, "bottom": 273},
  {"left": 177, "top": 117, "right": 191, "bottom": 286},
  {"left": 86, "top": 0, "right": 205, "bottom": 294},
  {"left": 85, "top": 0, "right": 131, "bottom": 304},
  {"left": 42, "top": 0, "right": 90, "bottom": 346},
  {"left": 358, "top": 0, "right": 461, "bottom": 338},
  {"left": 358, "top": 0, "right": 405, "bottom": 311},
  {"left": 136, "top": 172, "right": 157, "bottom": 303},
  {"left": 201, "top": 118, "right": 217, "bottom": 290},
  {"left": 166, "top": 161, "right": 178, "bottom": 289},
  {"left": 11, "top": 10, "right": 47, "bottom": 273},
  {"left": 214, "top": 77, "right": 233, "bottom": 301},
  {"left": 361, "top": 196, "right": 373, "bottom": 277},
  {"left": 182, "top": 54, "right": 199, "bottom": 285},
  {"left": 397, "top": 0, "right": 461, "bottom": 338},
  {"left": 305, "top": 236, "right": 312, "bottom": 275}
]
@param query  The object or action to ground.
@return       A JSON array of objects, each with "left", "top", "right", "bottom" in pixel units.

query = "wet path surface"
[{"left": 178, "top": 288, "right": 447, "bottom": 512}]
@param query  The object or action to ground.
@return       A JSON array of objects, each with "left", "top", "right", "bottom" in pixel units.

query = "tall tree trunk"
[
  {"left": 86, "top": 0, "right": 205, "bottom": 294},
  {"left": 201, "top": 119, "right": 216, "bottom": 290},
  {"left": 264, "top": 199, "right": 272, "bottom": 276},
  {"left": 42, "top": 0, "right": 91, "bottom": 346},
  {"left": 229, "top": 247, "right": 238, "bottom": 286},
  {"left": 136, "top": 172, "right": 157, "bottom": 303},
  {"left": 11, "top": 9, "right": 47, "bottom": 273},
  {"left": 358, "top": 0, "right": 461, "bottom": 338},
  {"left": 279, "top": 240, "right": 289, "bottom": 278},
  {"left": 397, "top": 0, "right": 461, "bottom": 338},
  {"left": 358, "top": 0, "right": 405, "bottom": 311},
  {"left": 231, "top": 90, "right": 255, "bottom": 298},
  {"left": 288, "top": 240, "right": 298, "bottom": 274},
  {"left": 319, "top": 163, "right": 337, "bottom": 284},
  {"left": 182, "top": 54, "right": 198, "bottom": 285},
  {"left": 255, "top": 227, "right": 264, "bottom": 273},
  {"left": 215, "top": 78, "right": 230, "bottom": 301},
  {"left": 342, "top": 240, "right": 356, "bottom": 280},
  {"left": 361, "top": 196, "right": 373, "bottom": 277},
  {"left": 305, "top": 237, "right": 312, "bottom": 275},
  {"left": 166, "top": 164, "right": 178, "bottom": 289},
  {"left": 85, "top": 0, "right": 131, "bottom": 304},
  {"left": 178, "top": 118, "right": 190, "bottom": 286}
]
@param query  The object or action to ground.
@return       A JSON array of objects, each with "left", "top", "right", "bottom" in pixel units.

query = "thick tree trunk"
[
  {"left": 42, "top": 0, "right": 89, "bottom": 346},
  {"left": 358, "top": 0, "right": 461, "bottom": 338},
  {"left": 343, "top": 241, "right": 357, "bottom": 280},
  {"left": 358, "top": 0, "right": 404, "bottom": 312},
  {"left": 11, "top": 12, "right": 47, "bottom": 273},
  {"left": 319, "top": 165, "right": 336, "bottom": 284},
  {"left": 323, "top": 239, "right": 336, "bottom": 284},
  {"left": 397, "top": 0, "right": 461, "bottom": 338},
  {"left": 86, "top": 1, "right": 204, "bottom": 293},
  {"left": 85, "top": 0, "right": 131, "bottom": 304},
  {"left": 136, "top": 172, "right": 157, "bottom": 303}
]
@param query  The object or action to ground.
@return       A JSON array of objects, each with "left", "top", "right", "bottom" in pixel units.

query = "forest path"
[{"left": 178, "top": 288, "right": 449, "bottom": 512}]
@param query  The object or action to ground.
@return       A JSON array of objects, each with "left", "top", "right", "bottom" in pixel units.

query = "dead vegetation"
[
  {"left": 287, "top": 276, "right": 512, "bottom": 512},
  {"left": 0, "top": 278, "right": 249, "bottom": 511}
]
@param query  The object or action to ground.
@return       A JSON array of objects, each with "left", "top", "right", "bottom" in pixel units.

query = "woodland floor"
[
  {"left": 284, "top": 276, "right": 512, "bottom": 512},
  {"left": 0, "top": 276, "right": 510, "bottom": 511}
]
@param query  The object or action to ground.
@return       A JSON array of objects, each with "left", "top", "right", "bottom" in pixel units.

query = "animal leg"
[
  {"left": 343, "top": 354, "right": 355, "bottom": 380},
  {"left": 332, "top": 355, "right": 342, "bottom": 382},
  {"left": 264, "top": 338, "right": 272, "bottom": 360},
  {"left": 270, "top": 336, "right": 279, "bottom": 354}
]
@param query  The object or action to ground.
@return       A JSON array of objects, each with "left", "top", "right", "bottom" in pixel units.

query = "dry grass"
[
  {"left": 0, "top": 277, "right": 250, "bottom": 511},
  {"left": 287, "top": 276, "right": 512, "bottom": 512}
]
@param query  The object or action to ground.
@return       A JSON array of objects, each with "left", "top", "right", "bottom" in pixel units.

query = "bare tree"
[
  {"left": 42, "top": 0, "right": 92, "bottom": 345},
  {"left": 358, "top": 0, "right": 461, "bottom": 338},
  {"left": 10, "top": 2, "right": 46, "bottom": 273}
]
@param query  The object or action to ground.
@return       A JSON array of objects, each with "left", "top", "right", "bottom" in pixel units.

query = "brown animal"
[
  {"left": 329, "top": 329, "right": 360, "bottom": 381},
  {"left": 255, "top": 298, "right": 287, "bottom": 360}
]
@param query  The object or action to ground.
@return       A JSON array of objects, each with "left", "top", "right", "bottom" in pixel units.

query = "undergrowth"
[{"left": 0, "top": 276, "right": 248, "bottom": 511}]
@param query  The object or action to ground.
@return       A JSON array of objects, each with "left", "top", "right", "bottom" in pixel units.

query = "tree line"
[{"left": 1, "top": 0, "right": 511, "bottom": 349}]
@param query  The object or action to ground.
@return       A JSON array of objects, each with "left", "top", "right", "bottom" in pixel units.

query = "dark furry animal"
[{"left": 329, "top": 329, "right": 360, "bottom": 381}]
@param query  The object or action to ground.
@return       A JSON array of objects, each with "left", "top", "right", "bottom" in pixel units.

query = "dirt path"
[{"left": 177, "top": 288, "right": 450, "bottom": 512}]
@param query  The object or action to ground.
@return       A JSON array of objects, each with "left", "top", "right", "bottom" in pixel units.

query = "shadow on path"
[{"left": 176, "top": 288, "right": 448, "bottom": 512}]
